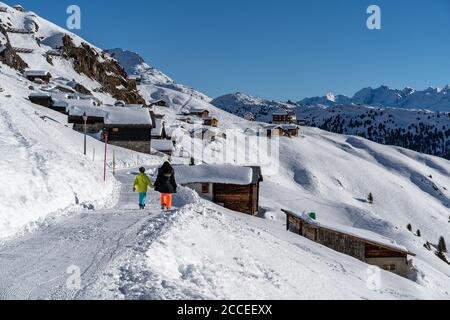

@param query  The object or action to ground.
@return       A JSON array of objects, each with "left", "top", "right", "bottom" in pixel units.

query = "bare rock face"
[
  {"left": 61, "top": 35, "right": 145, "bottom": 104},
  {"left": 0, "top": 25, "right": 28, "bottom": 71}
]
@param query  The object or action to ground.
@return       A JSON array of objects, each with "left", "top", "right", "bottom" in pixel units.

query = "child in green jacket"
[{"left": 133, "top": 167, "right": 154, "bottom": 210}]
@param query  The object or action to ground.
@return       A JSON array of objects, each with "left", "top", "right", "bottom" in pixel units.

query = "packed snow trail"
[{"left": 0, "top": 170, "right": 162, "bottom": 300}]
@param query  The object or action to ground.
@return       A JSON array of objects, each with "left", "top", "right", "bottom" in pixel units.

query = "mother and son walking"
[{"left": 133, "top": 161, "right": 177, "bottom": 210}]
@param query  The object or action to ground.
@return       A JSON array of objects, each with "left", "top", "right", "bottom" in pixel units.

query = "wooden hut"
[
  {"left": 24, "top": 70, "right": 52, "bottom": 83},
  {"left": 283, "top": 210, "right": 415, "bottom": 278},
  {"left": 151, "top": 139, "right": 175, "bottom": 156},
  {"left": 150, "top": 100, "right": 168, "bottom": 107},
  {"left": 176, "top": 165, "right": 263, "bottom": 215},
  {"left": 0, "top": 6, "right": 8, "bottom": 12},
  {"left": 103, "top": 107, "right": 154, "bottom": 154},
  {"left": 129, "top": 75, "right": 142, "bottom": 85},
  {"left": 203, "top": 117, "right": 219, "bottom": 127},
  {"left": 192, "top": 128, "right": 226, "bottom": 142},
  {"left": 272, "top": 111, "right": 296, "bottom": 124},
  {"left": 29, "top": 93, "right": 52, "bottom": 108},
  {"left": 263, "top": 125, "right": 283, "bottom": 139},
  {"left": 187, "top": 108, "right": 210, "bottom": 119},
  {"left": 281, "top": 124, "right": 300, "bottom": 137},
  {"left": 114, "top": 100, "right": 126, "bottom": 107}
]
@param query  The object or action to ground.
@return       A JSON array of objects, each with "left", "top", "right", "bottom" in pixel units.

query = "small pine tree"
[
  {"left": 407, "top": 224, "right": 412, "bottom": 232},
  {"left": 416, "top": 230, "right": 421, "bottom": 237},
  {"left": 438, "top": 236, "right": 447, "bottom": 253},
  {"left": 367, "top": 193, "right": 374, "bottom": 204}
]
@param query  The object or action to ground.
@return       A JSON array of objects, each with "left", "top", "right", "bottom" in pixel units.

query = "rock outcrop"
[
  {"left": 61, "top": 35, "right": 145, "bottom": 104},
  {"left": 0, "top": 25, "right": 28, "bottom": 71}
]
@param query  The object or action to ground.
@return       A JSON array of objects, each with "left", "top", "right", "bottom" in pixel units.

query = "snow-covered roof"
[
  {"left": 29, "top": 92, "right": 51, "bottom": 98},
  {"left": 175, "top": 165, "right": 262, "bottom": 185},
  {"left": 264, "top": 125, "right": 283, "bottom": 130},
  {"left": 189, "top": 108, "right": 209, "bottom": 114},
  {"left": 151, "top": 140, "right": 174, "bottom": 152},
  {"left": 52, "top": 98, "right": 96, "bottom": 108},
  {"left": 66, "top": 105, "right": 153, "bottom": 126},
  {"left": 123, "top": 104, "right": 144, "bottom": 108},
  {"left": 281, "top": 124, "right": 300, "bottom": 130},
  {"left": 272, "top": 110, "right": 289, "bottom": 116},
  {"left": 24, "top": 70, "right": 50, "bottom": 77},
  {"left": 283, "top": 210, "right": 415, "bottom": 255}
]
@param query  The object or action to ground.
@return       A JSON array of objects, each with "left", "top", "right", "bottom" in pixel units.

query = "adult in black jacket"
[{"left": 154, "top": 162, "right": 177, "bottom": 210}]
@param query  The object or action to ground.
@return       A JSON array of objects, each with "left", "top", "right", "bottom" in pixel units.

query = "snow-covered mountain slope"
[
  {"left": 105, "top": 48, "right": 211, "bottom": 103},
  {"left": 299, "top": 85, "right": 450, "bottom": 112},
  {"left": 211, "top": 92, "right": 297, "bottom": 122},
  {"left": 0, "top": 64, "right": 157, "bottom": 241},
  {"left": 211, "top": 91, "right": 450, "bottom": 160},
  {"left": 298, "top": 104, "right": 450, "bottom": 160},
  {"left": 90, "top": 201, "right": 444, "bottom": 300},
  {"left": 87, "top": 127, "right": 450, "bottom": 299},
  {"left": 0, "top": 2, "right": 158, "bottom": 240}
]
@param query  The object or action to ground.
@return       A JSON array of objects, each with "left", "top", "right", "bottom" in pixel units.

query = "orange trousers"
[{"left": 160, "top": 193, "right": 173, "bottom": 209}]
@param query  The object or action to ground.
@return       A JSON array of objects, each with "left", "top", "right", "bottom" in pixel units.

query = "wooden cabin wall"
[
  {"left": 213, "top": 183, "right": 258, "bottom": 215},
  {"left": 107, "top": 127, "right": 151, "bottom": 142},
  {"left": 316, "top": 228, "right": 366, "bottom": 261},
  {"left": 68, "top": 115, "right": 104, "bottom": 125},
  {"left": 109, "top": 141, "right": 150, "bottom": 154},
  {"left": 29, "top": 97, "right": 52, "bottom": 107}
]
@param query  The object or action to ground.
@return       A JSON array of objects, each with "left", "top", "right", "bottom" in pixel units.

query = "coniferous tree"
[
  {"left": 439, "top": 236, "right": 447, "bottom": 253},
  {"left": 407, "top": 224, "right": 412, "bottom": 232},
  {"left": 416, "top": 230, "right": 421, "bottom": 237},
  {"left": 367, "top": 193, "right": 374, "bottom": 204}
]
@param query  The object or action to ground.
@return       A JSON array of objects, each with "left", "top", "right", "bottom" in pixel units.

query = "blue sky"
[{"left": 6, "top": 0, "right": 450, "bottom": 100}]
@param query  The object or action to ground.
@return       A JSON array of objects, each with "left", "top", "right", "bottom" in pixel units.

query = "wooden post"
[{"left": 103, "top": 133, "right": 108, "bottom": 182}]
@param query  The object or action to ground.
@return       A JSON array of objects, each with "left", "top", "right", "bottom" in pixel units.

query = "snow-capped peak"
[
  {"left": 299, "top": 85, "right": 450, "bottom": 111},
  {"left": 105, "top": 48, "right": 174, "bottom": 85}
]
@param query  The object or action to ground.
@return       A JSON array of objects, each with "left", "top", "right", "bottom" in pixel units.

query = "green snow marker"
[{"left": 309, "top": 212, "right": 317, "bottom": 220}]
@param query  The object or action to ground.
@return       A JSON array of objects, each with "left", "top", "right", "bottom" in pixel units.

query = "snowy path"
[{"left": 0, "top": 170, "right": 161, "bottom": 300}]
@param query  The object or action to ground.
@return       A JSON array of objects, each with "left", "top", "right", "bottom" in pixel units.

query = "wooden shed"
[
  {"left": 103, "top": 107, "right": 154, "bottom": 154},
  {"left": 283, "top": 210, "right": 415, "bottom": 278},
  {"left": 150, "top": 100, "right": 168, "bottom": 107},
  {"left": 203, "top": 117, "right": 219, "bottom": 127},
  {"left": 29, "top": 93, "right": 53, "bottom": 108},
  {"left": 281, "top": 124, "right": 300, "bottom": 137},
  {"left": 151, "top": 139, "right": 175, "bottom": 156},
  {"left": 192, "top": 128, "right": 226, "bottom": 142},
  {"left": 272, "top": 111, "right": 296, "bottom": 124},
  {"left": 24, "top": 70, "right": 52, "bottom": 83},
  {"left": 176, "top": 165, "right": 263, "bottom": 216},
  {"left": 187, "top": 108, "right": 210, "bottom": 119},
  {"left": 129, "top": 75, "right": 142, "bottom": 85},
  {"left": 263, "top": 125, "right": 283, "bottom": 139}
]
